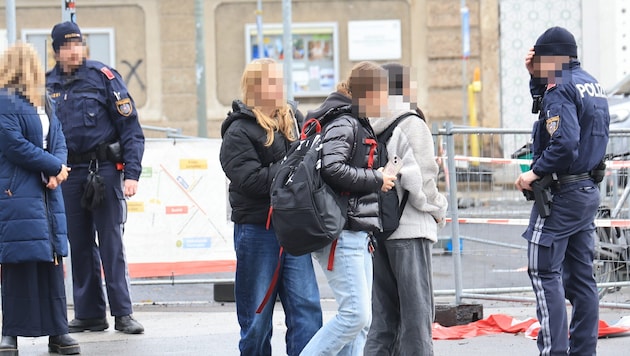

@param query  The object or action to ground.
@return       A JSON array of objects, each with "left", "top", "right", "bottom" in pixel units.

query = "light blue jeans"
[{"left": 300, "top": 230, "right": 373, "bottom": 356}]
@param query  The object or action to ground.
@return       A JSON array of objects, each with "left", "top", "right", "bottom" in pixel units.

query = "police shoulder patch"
[
  {"left": 100, "top": 67, "right": 115, "bottom": 80},
  {"left": 116, "top": 98, "right": 133, "bottom": 117},
  {"left": 546, "top": 115, "right": 560, "bottom": 135}
]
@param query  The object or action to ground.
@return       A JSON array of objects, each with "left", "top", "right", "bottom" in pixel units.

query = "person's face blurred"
[
  {"left": 57, "top": 40, "right": 85, "bottom": 72},
  {"left": 404, "top": 76, "right": 418, "bottom": 106},
  {"left": 358, "top": 85, "right": 388, "bottom": 117},
  {"left": 400, "top": 67, "right": 418, "bottom": 104},
  {"left": 244, "top": 63, "right": 285, "bottom": 110},
  {"left": 352, "top": 77, "right": 388, "bottom": 117},
  {"left": 260, "top": 63, "right": 284, "bottom": 107},
  {"left": 532, "top": 55, "right": 570, "bottom": 84}
]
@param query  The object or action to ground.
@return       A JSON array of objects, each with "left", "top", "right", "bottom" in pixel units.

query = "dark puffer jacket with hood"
[
  {"left": 306, "top": 92, "right": 383, "bottom": 232},
  {"left": 219, "top": 100, "right": 299, "bottom": 224}
]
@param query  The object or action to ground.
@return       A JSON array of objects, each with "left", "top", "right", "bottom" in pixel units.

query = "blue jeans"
[
  {"left": 300, "top": 230, "right": 373, "bottom": 356},
  {"left": 234, "top": 224, "right": 322, "bottom": 356}
]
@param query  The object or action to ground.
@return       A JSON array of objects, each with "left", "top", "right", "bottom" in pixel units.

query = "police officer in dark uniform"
[
  {"left": 515, "top": 27, "right": 609, "bottom": 355},
  {"left": 46, "top": 21, "right": 145, "bottom": 334}
]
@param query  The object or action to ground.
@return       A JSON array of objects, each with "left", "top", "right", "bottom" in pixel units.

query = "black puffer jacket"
[
  {"left": 307, "top": 92, "right": 383, "bottom": 232},
  {"left": 219, "top": 100, "right": 296, "bottom": 224}
]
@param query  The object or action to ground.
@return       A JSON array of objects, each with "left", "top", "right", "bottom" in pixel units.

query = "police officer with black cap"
[
  {"left": 515, "top": 26, "right": 609, "bottom": 355},
  {"left": 46, "top": 21, "right": 145, "bottom": 335}
]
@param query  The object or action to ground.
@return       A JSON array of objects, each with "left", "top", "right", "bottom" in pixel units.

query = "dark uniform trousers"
[
  {"left": 525, "top": 180, "right": 600, "bottom": 356},
  {"left": 62, "top": 161, "right": 132, "bottom": 318}
]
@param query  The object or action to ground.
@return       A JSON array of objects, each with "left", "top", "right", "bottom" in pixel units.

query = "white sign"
[
  {"left": 124, "top": 139, "right": 235, "bottom": 278},
  {"left": 348, "top": 20, "right": 401, "bottom": 61}
]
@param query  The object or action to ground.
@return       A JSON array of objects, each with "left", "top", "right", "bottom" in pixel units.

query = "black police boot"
[
  {"left": 114, "top": 315, "right": 144, "bottom": 334},
  {"left": 0, "top": 336, "right": 17, "bottom": 356},
  {"left": 68, "top": 317, "right": 108, "bottom": 333},
  {"left": 48, "top": 334, "right": 80, "bottom": 355}
]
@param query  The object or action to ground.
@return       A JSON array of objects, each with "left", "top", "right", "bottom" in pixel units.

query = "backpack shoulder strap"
[
  {"left": 320, "top": 105, "right": 352, "bottom": 126},
  {"left": 378, "top": 111, "right": 424, "bottom": 142},
  {"left": 302, "top": 104, "right": 352, "bottom": 137},
  {"left": 378, "top": 111, "right": 423, "bottom": 214}
]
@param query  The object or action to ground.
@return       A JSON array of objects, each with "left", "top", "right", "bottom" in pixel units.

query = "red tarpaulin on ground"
[{"left": 432, "top": 314, "right": 630, "bottom": 340}]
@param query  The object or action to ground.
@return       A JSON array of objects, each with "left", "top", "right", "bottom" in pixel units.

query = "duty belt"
[
  {"left": 67, "top": 150, "right": 107, "bottom": 164},
  {"left": 67, "top": 141, "right": 120, "bottom": 164},
  {"left": 556, "top": 173, "right": 592, "bottom": 185}
]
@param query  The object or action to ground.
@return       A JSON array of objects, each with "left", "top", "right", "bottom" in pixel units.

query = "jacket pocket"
[
  {"left": 1, "top": 166, "right": 17, "bottom": 198},
  {"left": 80, "top": 92, "right": 106, "bottom": 128},
  {"left": 591, "top": 108, "right": 607, "bottom": 137}
]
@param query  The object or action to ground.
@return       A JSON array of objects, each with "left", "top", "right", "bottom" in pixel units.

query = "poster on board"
[
  {"left": 245, "top": 22, "right": 339, "bottom": 97},
  {"left": 124, "top": 139, "right": 235, "bottom": 278}
]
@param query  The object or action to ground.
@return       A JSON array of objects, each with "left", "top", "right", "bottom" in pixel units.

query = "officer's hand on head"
[
  {"left": 56, "top": 164, "right": 71, "bottom": 183},
  {"left": 525, "top": 47, "right": 535, "bottom": 76},
  {"left": 124, "top": 179, "right": 139, "bottom": 198}
]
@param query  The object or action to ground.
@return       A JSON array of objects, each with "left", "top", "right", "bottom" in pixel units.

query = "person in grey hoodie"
[{"left": 365, "top": 63, "right": 448, "bottom": 356}]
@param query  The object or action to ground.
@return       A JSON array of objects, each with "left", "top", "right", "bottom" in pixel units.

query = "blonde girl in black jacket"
[{"left": 219, "top": 58, "right": 322, "bottom": 356}]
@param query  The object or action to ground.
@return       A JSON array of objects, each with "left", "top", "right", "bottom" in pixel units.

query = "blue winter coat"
[{"left": 0, "top": 89, "right": 69, "bottom": 263}]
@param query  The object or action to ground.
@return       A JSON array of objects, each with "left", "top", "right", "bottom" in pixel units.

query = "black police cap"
[
  {"left": 534, "top": 26, "right": 578, "bottom": 58},
  {"left": 51, "top": 21, "right": 83, "bottom": 52}
]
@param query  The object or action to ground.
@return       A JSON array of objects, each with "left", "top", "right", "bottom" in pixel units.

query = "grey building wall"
[{"left": 2, "top": 0, "right": 501, "bottom": 139}]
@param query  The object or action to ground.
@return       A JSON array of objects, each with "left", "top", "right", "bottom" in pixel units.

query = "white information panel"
[
  {"left": 348, "top": 19, "right": 402, "bottom": 61},
  {"left": 124, "top": 139, "right": 235, "bottom": 278}
]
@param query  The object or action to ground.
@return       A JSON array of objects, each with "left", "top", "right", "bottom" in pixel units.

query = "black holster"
[
  {"left": 590, "top": 160, "right": 607, "bottom": 183},
  {"left": 523, "top": 175, "right": 554, "bottom": 218}
]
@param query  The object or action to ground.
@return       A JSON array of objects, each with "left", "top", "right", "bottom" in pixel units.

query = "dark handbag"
[{"left": 81, "top": 163, "right": 106, "bottom": 210}]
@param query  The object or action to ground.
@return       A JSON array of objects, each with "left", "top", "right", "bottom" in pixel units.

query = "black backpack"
[
  {"left": 373, "top": 112, "right": 423, "bottom": 242},
  {"left": 268, "top": 106, "right": 351, "bottom": 256},
  {"left": 257, "top": 106, "right": 352, "bottom": 314}
]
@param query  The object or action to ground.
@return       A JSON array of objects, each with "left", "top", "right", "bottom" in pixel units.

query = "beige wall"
[
  {"left": 1, "top": 1, "right": 149, "bottom": 104},
  {"left": 2, "top": 0, "right": 501, "bottom": 137}
]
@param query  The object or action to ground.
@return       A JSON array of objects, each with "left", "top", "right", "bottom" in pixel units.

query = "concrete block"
[
  {"left": 213, "top": 282, "right": 235, "bottom": 303},
  {"left": 435, "top": 303, "right": 483, "bottom": 326}
]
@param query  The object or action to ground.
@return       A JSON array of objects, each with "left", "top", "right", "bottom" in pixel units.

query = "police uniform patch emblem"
[
  {"left": 546, "top": 116, "right": 560, "bottom": 135},
  {"left": 116, "top": 98, "right": 133, "bottom": 117},
  {"left": 100, "top": 67, "right": 115, "bottom": 80}
]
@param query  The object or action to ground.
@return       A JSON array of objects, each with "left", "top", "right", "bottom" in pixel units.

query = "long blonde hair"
[
  {"left": 240, "top": 58, "right": 296, "bottom": 146},
  {"left": 0, "top": 42, "right": 45, "bottom": 107}
]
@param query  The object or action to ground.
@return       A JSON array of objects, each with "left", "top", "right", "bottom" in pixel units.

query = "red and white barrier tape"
[
  {"left": 446, "top": 217, "right": 630, "bottom": 228},
  {"left": 447, "top": 155, "right": 630, "bottom": 169}
]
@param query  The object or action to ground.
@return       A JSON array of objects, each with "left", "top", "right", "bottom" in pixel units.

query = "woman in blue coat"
[{"left": 0, "top": 43, "right": 79, "bottom": 355}]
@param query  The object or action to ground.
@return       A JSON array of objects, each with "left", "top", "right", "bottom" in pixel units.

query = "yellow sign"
[
  {"left": 179, "top": 159, "right": 208, "bottom": 170},
  {"left": 127, "top": 201, "right": 145, "bottom": 213}
]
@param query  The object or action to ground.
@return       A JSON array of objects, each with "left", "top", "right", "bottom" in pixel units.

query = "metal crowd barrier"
[{"left": 436, "top": 123, "right": 630, "bottom": 309}]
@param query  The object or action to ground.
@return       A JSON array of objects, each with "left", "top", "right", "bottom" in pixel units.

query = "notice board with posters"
[{"left": 245, "top": 22, "right": 339, "bottom": 97}]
